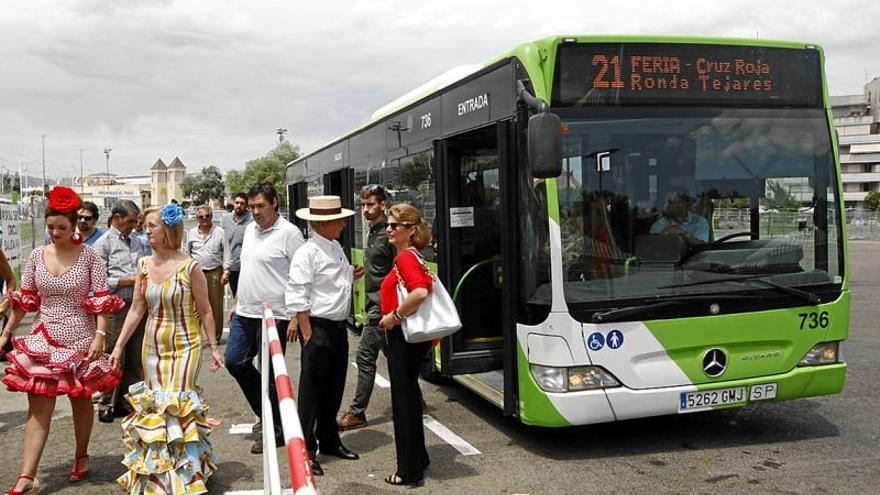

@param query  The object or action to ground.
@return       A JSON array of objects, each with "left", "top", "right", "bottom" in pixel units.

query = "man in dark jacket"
[{"left": 337, "top": 185, "right": 396, "bottom": 430}]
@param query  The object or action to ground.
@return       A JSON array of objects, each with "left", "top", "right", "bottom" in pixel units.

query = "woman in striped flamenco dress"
[{"left": 109, "top": 204, "right": 225, "bottom": 494}]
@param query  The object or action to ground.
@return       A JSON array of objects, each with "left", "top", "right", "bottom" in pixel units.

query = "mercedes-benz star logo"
[{"left": 702, "top": 348, "right": 727, "bottom": 377}]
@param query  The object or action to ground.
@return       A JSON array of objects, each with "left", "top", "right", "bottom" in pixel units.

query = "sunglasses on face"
[
  {"left": 78, "top": 215, "right": 95, "bottom": 222},
  {"left": 197, "top": 215, "right": 210, "bottom": 220},
  {"left": 387, "top": 222, "right": 412, "bottom": 230}
]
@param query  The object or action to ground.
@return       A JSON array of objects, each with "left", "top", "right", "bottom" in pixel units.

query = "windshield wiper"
[
  {"left": 659, "top": 275, "right": 822, "bottom": 306},
  {"left": 591, "top": 294, "right": 757, "bottom": 323}
]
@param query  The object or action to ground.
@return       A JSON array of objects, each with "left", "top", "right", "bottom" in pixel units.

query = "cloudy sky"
[{"left": 1, "top": 0, "right": 878, "bottom": 180}]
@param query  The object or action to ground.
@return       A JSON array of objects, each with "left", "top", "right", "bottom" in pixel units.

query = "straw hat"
[{"left": 295, "top": 195, "right": 355, "bottom": 221}]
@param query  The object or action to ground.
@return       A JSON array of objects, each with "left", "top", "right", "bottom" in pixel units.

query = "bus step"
[{"left": 453, "top": 370, "right": 504, "bottom": 409}]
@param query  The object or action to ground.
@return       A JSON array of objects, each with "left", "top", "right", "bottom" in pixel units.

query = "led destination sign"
[{"left": 552, "top": 43, "right": 822, "bottom": 107}]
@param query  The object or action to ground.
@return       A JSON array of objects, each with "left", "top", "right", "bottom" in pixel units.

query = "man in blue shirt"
[
  {"left": 77, "top": 201, "right": 105, "bottom": 246},
  {"left": 650, "top": 188, "right": 709, "bottom": 247}
]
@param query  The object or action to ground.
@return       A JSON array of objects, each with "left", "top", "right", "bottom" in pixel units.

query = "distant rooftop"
[{"left": 831, "top": 94, "right": 867, "bottom": 107}]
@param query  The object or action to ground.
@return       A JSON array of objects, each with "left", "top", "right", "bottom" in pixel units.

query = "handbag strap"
[{"left": 393, "top": 248, "right": 432, "bottom": 290}]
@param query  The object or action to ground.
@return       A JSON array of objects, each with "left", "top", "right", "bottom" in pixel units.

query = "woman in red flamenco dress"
[{"left": 0, "top": 187, "right": 124, "bottom": 495}]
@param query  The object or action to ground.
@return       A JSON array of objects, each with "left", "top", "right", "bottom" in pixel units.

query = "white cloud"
[{"left": 0, "top": 0, "right": 877, "bottom": 178}]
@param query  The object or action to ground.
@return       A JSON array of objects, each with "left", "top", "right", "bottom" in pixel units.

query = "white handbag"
[{"left": 395, "top": 251, "right": 462, "bottom": 343}]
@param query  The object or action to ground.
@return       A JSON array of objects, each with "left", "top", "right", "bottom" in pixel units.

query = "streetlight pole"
[
  {"left": 103, "top": 147, "right": 112, "bottom": 184},
  {"left": 80, "top": 149, "right": 84, "bottom": 194},
  {"left": 41, "top": 134, "right": 46, "bottom": 195}
]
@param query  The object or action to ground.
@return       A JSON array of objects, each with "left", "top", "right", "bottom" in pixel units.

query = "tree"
[
  {"left": 226, "top": 141, "right": 300, "bottom": 207},
  {"left": 182, "top": 165, "right": 225, "bottom": 205},
  {"left": 864, "top": 191, "right": 880, "bottom": 211},
  {"left": 764, "top": 180, "right": 800, "bottom": 211}
]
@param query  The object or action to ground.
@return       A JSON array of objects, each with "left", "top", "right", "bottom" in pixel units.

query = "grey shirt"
[
  {"left": 184, "top": 225, "right": 230, "bottom": 272},
  {"left": 222, "top": 211, "right": 253, "bottom": 272},
  {"left": 92, "top": 225, "right": 146, "bottom": 300}
]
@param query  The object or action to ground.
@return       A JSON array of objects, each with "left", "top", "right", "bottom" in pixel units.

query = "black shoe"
[
  {"left": 322, "top": 444, "right": 359, "bottom": 460},
  {"left": 98, "top": 409, "right": 114, "bottom": 423},
  {"left": 113, "top": 408, "right": 131, "bottom": 418},
  {"left": 310, "top": 459, "right": 324, "bottom": 476}
]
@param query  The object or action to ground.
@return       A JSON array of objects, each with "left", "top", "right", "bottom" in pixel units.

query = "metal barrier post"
[
  {"left": 261, "top": 315, "right": 283, "bottom": 494},
  {"left": 263, "top": 303, "right": 318, "bottom": 495}
]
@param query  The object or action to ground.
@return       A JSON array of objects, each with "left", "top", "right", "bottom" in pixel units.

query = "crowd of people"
[{"left": 0, "top": 181, "right": 438, "bottom": 493}]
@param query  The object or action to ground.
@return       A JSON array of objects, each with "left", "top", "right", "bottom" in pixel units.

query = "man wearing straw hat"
[{"left": 286, "top": 195, "right": 364, "bottom": 476}]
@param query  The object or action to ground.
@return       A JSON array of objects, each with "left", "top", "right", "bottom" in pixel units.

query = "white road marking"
[
  {"left": 422, "top": 414, "right": 481, "bottom": 456},
  {"left": 223, "top": 491, "right": 292, "bottom": 495},
  {"left": 228, "top": 423, "right": 255, "bottom": 435},
  {"left": 350, "top": 362, "right": 390, "bottom": 388}
]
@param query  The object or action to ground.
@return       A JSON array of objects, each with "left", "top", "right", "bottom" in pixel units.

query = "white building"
[{"left": 832, "top": 77, "right": 880, "bottom": 207}]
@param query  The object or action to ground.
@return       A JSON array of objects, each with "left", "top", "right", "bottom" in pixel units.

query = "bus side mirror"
[{"left": 528, "top": 112, "right": 563, "bottom": 178}]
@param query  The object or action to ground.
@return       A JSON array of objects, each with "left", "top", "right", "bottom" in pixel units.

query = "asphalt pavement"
[{"left": 1, "top": 242, "right": 878, "bottom": 494}]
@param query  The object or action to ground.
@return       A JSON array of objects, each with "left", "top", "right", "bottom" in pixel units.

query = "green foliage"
[
  {"left": 182, "top": 165, "right": 225, "bottom": 205},
  {"left": 864, "top": 191, "right": 880, "bottom": 211},
  {"left": 226, "top": 141, "right": 301, "bottom": 207},
  {"left": 764, "top": 180, "right": 800, "bottom": 211}
]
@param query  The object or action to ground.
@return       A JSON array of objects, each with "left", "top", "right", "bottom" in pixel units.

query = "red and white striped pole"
[{"left": 263, "top": 303, "right": 318, "bottom": 495}]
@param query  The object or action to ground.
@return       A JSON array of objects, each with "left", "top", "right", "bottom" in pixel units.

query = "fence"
[{"left": 260, "top": 303, "right": 317, "bottom": 495}]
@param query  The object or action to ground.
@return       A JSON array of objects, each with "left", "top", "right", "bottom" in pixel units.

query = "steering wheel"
[{"left": 712, "top": 231, "right": 758, "bottom": 245}]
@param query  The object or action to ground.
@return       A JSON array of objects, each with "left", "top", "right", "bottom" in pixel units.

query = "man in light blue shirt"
[
  {"left": 93, "top": 200, "right": 146, "bottom": 422},
  {"left": 651, "top": 189, "right": 709, "bottom": 247}
]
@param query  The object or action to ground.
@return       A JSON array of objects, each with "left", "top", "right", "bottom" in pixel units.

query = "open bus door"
[
  {"left": 288, "top": 182, "right": 308, "bottom": 234},
  {"left": 435, "top": 122, "right": 519, "bottom": 415},
  {"left": 323, "top": 168, "right": 355, "bottom": 258}
]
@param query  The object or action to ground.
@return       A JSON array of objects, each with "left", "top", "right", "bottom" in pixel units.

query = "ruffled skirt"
[
  {"left": 2, "top": 323, "right": 120, "bottom": 397},
  {"left": 117, "top": 382, "right": 217, "bottom": 495}
]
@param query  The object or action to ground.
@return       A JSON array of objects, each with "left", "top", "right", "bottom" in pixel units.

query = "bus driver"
[{"left": 650, "top": 187, "right": 709, "bottom": 247}]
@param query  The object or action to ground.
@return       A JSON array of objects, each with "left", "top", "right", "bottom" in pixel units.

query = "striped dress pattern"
[{"left": 117, "top": 257, "right": 217, "bottom": 495}]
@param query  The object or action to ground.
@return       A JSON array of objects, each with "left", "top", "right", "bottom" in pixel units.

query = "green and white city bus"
[{"left": 287, "top": 35, "right": 847, "bottom": 427}]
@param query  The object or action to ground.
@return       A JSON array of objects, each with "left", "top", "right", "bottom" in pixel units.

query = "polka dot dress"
[{"left": 3, "top": 246, "right": 124, "bottom": 397}]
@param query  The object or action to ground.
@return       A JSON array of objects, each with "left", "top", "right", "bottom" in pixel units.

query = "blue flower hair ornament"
[{"left": 161, "top": 203, "right": 184, "bottom": 227}]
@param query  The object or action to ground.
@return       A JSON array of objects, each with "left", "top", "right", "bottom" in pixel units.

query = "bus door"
[
  {"left": 288, "top": 182, "right": 308, "bottom": 234},
  {"left": 323, "top": 168, "right": 355, "bottom": 258},
  {"left": 437, "top": 124, "right": 510, "bottom": 377}
]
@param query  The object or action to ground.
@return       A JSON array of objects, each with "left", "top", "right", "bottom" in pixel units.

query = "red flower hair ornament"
[{"left": 48, "top": 186, "right": 81, "bottom": 214}]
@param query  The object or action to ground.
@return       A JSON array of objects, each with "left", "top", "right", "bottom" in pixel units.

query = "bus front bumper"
[{"left": 525, "top": 362, "right": 846, "bottom": 427}]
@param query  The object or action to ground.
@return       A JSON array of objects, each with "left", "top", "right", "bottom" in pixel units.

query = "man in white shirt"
[
  {"left": 286, "top": 195, "right": 364, "bottom": 476},
  {"left": 226, "top": 183, "right": 304, "bottom": 455}
]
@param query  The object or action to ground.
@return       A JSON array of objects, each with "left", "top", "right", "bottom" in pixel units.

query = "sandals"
[
  {"left": 68, "top": 454, "right": 89, "bottom": 482},
  {"left": 3, "top": 475, "right": 34, "bottom": 495},
  {"left": 384, "top": 473, "right": 424, "bottom": 487}
]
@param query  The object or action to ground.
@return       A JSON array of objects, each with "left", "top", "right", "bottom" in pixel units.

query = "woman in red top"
[{"left": 378, "top": 204, "right": 433, "bottom": 487}]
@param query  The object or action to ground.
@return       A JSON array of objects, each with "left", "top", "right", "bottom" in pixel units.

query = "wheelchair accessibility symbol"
[{"left": 587, "top": 332, "right": 605, "bottom": 351}]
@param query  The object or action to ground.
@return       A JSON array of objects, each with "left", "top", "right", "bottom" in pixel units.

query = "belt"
[{"left": 309, "top": 316, "right": 347, "bottom": 329}]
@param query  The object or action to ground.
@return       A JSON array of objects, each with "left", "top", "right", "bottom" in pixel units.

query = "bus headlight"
[
  {"left": 568, "top": 366, "right": 620, "bottom": 391},
  {"left": 530, "top": 364, "right": 567, "bottom": 392},
  {"left": 531, "top": 364, "right": 621, "bottom": 392},
  {"left": 798, "top": 342, "right": 839, "bottom": 366}
]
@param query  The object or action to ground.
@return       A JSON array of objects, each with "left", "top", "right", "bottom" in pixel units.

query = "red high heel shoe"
[
  {"left": 3, "top": 474, "right": 35, "bottom": 495},
  {"left": 68, "top": 454, "right": 89, "bottom": 482}
]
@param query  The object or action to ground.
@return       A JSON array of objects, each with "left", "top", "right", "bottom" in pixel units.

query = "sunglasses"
[
  {"left": 78, "top": 215, "right": 95, "bottom": 222},
  {"left": 361, "top": 184, "right": 385, "bottom": 195},
  {"left": 386, "top": 222, "right": 412, "bottom": 230},
  {"left": 197, "top": 215, "right": 210, "bottom": 220}
]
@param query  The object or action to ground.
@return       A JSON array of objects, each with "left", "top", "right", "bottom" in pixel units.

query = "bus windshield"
[{"left": 549, "top": 107, "right": 842, "bottom": 311}]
